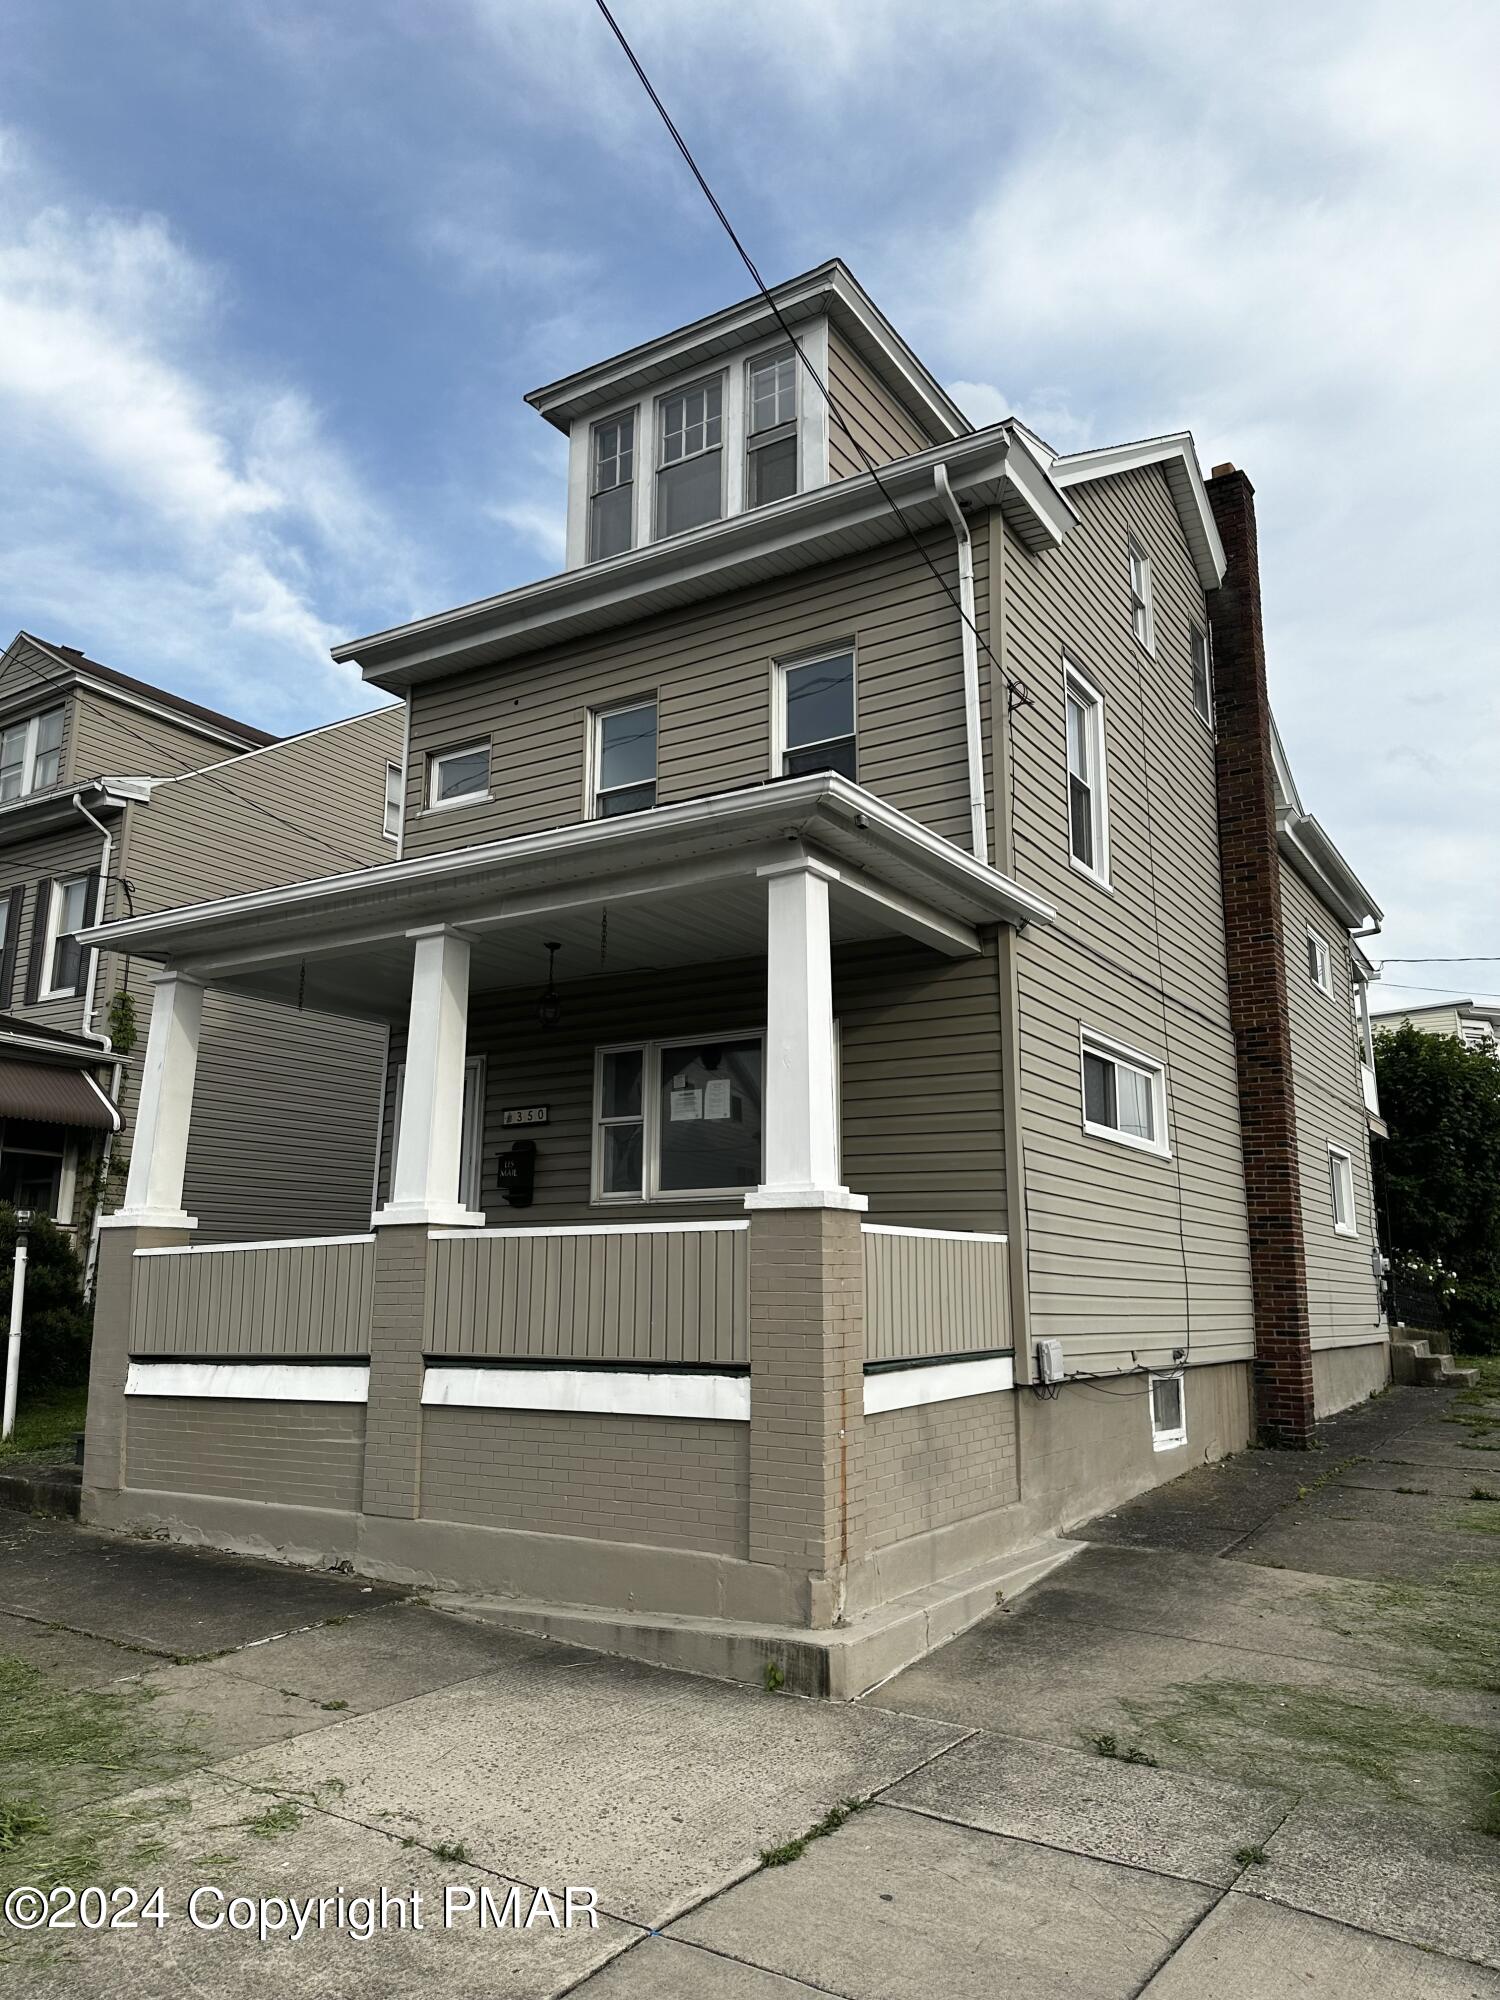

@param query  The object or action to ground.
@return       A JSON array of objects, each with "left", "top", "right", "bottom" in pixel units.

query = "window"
[
  {"left": 589, "top": 411, "right": 635, "bottom": 561},
  {"left": 1190, "top": 625, "right": 1212, "bottom": 724},
  {"left": 1306, "top": 929, "right": 1333, "bottom": 995},
  {"left": 383, "top": 762, "right": 403, "bottom": 842},
  {"left": 42, "top": 874, "right": 91, "bottom": 998},
  {"left": 1329, "top": 1145, "right": 1357, "bottom": 1235},
  {"left": 746, "top": 349, "right": 798, "bottom": 508},
  {"left": 427, "top": 741, "right": 490, "bottom": 810},
  {"left": 392, "top": 1056, "right": 483, "bottom": 1212},
  {"left": 1127, "top": 538, "right": 1155, "bottom": 652},
  {"left": 1064, "top": 665, "right": 1109, "bottom": 881},
  {"left": 1150, "top": 1371, "right": 1187, "bottom": 1451},
  {"left": 594, "top": 1035, "right": 763, "bottom": 1201},
  {"left": 0, "top": 708, "right": 64, "bottom": 801},
  {"left": 591, "top": 700, "right": 657, "bottom": 818},
  {"left": 1081, "top": 1030, "right": 1169, "bottom": 1158},
  {"left": 776, "top": 650, "right": 856, "bottom": 780},
  {"left": 0, "top": 1119, "right": 71, "bottom": 1219},
  {"left": 656, "top": 377, "right": 723, "bottom": 537}
]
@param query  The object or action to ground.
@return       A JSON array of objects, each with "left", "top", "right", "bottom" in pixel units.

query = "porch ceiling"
[{"left": 81, "top": 774, "right": 1055, "bottom": 1023}]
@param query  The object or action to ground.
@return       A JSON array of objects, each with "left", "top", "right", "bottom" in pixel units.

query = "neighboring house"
[
  {"left": 1371, "top": 998, "right": 1500, "bottom": 1052},
  {"left": 81, "top": 263, "right": 1390, "bottom": 1694},
  {"left": 0, "top": 631, "right": 403, "bottom": 1275}
]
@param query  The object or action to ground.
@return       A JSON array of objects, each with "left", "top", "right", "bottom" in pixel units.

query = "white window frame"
[
  {"left": 1063, "top": 659, "right": 1110, "bottom": 887},
  {"left": 1127, "top": 536, "right": 1155, "bottom": 654},
  {"left": 1190, "top": 624, "right": 1213, "bottom": 726},
  {"left": 770, "top": 645, "right": 857, "bottom": 779},
  {"left": 392, "top": 1055, "right": 484, "bottom": 1213},
  {"left": 383, "top": 762, "right": 403, "bottom": 842},
  {"left": 586, "top": 697, "right": 658, "bottom": 820},
  {"left": 1329, "top": 1143, "right": 1357, "bottom": 1236},
  {"left": 1149, "top": 1370, "right": 1188, "bottom": 1451},
  {"left": 592, "top": 1030, "right": 767, "bottom": 1205},
  {"left": 744, "top": 345, "right": 798, "bottom": 509},
  {"left": 653, "top": 372, "right": 726, "bottom": 541},
  {"left": 40, "top": 873, "right": 92, "bottom": 1000},
  {"left": 1306, "top": 928, "right": 1334, "bottom": 995},
  {"left": 0, "top": 707, "right": 65, "bottom": 802},
  {"left": 587, "top": 406, "right": 637, "bottom": 562},
  {"left": 1079, "top": 1028, "right": 1171, "bottom": 1160},
  {"left": 426, "top": 739, "right": 491, "bottom": 812}
]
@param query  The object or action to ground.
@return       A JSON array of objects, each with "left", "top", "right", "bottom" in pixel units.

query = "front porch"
[{"left": 81, "top": 776, "right": 1065, "bottom": 1690}]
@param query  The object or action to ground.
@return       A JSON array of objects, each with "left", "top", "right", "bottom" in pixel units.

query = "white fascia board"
[
  {"left": 422, "top": 1364, "right": 750, "bottom": 1423},
  {"left": 1052, "top": 433, "right": 1227, "bottom": 591},
  {"left": 864, "top": 1353, "right": 1015, "bottom": 1414},
  {"left": 1277, "top": 810, "right": 1381, "bottom": 931},
  {"left": 125, "top": 1361, "right": 369, "bottom": 1403}
]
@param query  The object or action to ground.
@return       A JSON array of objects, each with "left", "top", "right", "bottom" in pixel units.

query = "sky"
[{"left": 1, "top": 1, "right": 1495, "bottom": 1004}]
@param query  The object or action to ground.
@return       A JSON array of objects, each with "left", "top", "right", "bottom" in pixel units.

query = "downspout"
[
  {"left": 72, "top": 792, "right": 120, "bottom": 1300},
  {"left": 933, "top": 464, "right": 988, "bottom": 860}
]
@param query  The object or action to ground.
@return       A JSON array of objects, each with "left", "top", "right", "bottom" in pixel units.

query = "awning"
[{"left": 0, "top": 1059, "right": 122, "bottom": 1132}]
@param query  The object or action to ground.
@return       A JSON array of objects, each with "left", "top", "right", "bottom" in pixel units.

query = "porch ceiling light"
[{"left": 537, "top": 941, "right": 562, "bottom": 1027}]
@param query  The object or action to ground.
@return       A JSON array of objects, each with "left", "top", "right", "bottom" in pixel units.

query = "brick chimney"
[{"left": 1206, "top": 467, "right": 1316, "bottom": 1447}]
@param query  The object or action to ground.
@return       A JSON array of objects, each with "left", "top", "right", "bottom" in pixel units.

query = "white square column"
[
  {"left": 374, "top": 926, "right": 485, "bottom": 1229},
  {"left": 103, "top": 969, "right": 204, "bottom": 1231},
  {"left": 747, "top": 858, "right": 865, "bottom": 1213}
]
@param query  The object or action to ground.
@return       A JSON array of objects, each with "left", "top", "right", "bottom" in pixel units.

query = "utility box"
[{"left": 1035, "top": 1338, "right": 1066, "bottom": 1384}]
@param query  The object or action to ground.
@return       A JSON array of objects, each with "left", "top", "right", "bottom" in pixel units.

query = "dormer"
[{"left": 525, "top": 260, "right": 971, "bottom": 571}]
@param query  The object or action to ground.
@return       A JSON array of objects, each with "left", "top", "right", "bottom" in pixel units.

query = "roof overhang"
[
  {"left": 524, "top": 259, "right": 970, "bottom": 442},
  {"left": 81, "top": 775, "right": 1056, "bottom": 1023},
  {"left": 1051, "top": 434, "right": 1227, "bottom": 592},
  {"left": 1277, "top": 809, "right": 1382, "bottom": 932},
  {"left": 334, "top": 427, "right": 1073, "bottom": 690},
  {"left": 9, "top": 635, "right": 273, "bottom": 754},
  {"left": 0, "top": 777, "right": 155, "bottom": 850}
]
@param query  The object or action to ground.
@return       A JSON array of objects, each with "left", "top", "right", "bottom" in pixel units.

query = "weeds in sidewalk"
[{"left": 760, "top": 1797, "right": 866, "bottom": 1867}]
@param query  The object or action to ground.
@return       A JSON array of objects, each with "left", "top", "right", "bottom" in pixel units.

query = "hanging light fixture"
[{"left": 537, "top": 941, "right": 562, "bottom": 1027}]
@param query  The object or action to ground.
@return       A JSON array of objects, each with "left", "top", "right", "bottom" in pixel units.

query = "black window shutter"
[
  {"left": 23, "top": 879, "right": 54, "bottom": 1005},
  {"left": 0, "top": 885, "right": 25, "bottom": 1009}
]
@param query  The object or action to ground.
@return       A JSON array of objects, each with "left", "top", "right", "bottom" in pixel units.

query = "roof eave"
[
  {"left": 1277, "top": 809, "right": 1382, "bottom": 931},
  {"left": 1051, "top": 434, "right": 1227, "bottom": 591}
]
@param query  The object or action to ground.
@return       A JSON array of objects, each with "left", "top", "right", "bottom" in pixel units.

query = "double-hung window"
[
  {"left": 1150, "top": 1371, "right": 1187, "bottom": 1450},
  {"left": 1081, "top": 1030, "right": 1169, "bottom": 1158},
  {"left": 43, "top": 874, "right": 92, "bottom": 998},
  {"left": 1127, "top": 537, "right": 1155, "bottom": 652},
  {"left": 589, "top": 411, "right": 635, "bottom": 561},
  {"left": 427, "top": 740, "right": 490, "bottom": 810},
  {"left": 745, "top": 349, "right": 798, "bottom": 508},
  {"left": 0, "top": 708, "right": 64, "bottom": 801},
  {"left": 1190, "top": 625, "right": 1212, "bottom": 723},
  {"left": 655, "top": 377, "right": 723, "bottom": 537},
  {"left": 1306, "top": 929, "right": 1333, "bottom": 995},
  {"left": 776, "top": 649, "right": 856, "bottom": 780},
  {"left": 595, "top": 1035, "right": 764, "bottom": 1201},
  {"left": 383, "top": 762, "right": 403, "bottom": 842},
  {"left": 1064, "top": 664, "right": 1108, "bottom": 881},
  {"left": 1329, "top": 1144, "right": 1357, "bottom": 1235},
  {"left": 591, "top": 699, "right": 657, "bottom": 817}
]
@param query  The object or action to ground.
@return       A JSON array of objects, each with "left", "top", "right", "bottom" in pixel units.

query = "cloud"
[{"left": 486, "top": 498, "right": 565, "bottom": 565}]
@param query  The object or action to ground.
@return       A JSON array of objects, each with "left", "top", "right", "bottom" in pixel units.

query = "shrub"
[{"left": 0, "top": 1205, "right": 94, "bottom": 1389}]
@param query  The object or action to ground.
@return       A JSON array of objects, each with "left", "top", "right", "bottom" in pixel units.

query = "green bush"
[{"left": 0, "top": 1206, "right": 94, "bottom": 1389}]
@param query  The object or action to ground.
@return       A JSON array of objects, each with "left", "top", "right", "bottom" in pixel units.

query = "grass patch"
[
  {"left": 1234, "top": 1844, "right": 1270, "bottom": 1867},
  {"left": 1319, "top": 1564, "right": 1500, "bottom": 1695},
  {"left": 242, "top": 1799, "right": 303, "bottom": 1839},
  {"left": 759, "top": 1797, "right": 866, "bottom": 1868},
  {"left": 0, "top": 1385, "right": 87, "bottom": 1465},
  {"left": 1292, "top": 1455, "right": 1369, "bottom": 1502},
  {"left": 0, "top": 1655, "right": 197, "bottom": 1789},
  {"left": 1445, "top": 1358, "right": 1500, "bottom": 1448}
]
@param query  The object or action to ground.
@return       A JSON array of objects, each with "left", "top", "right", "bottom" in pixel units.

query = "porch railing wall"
[
  {"left": 424, "top": 1222, "right": 750, "bottom": 1368},
  {"left": 129, "top": 1236, "right": 377, "bottom": 1358},
  {"left": 862, "top": 1224, "right": 1010, "bottom": 1364}
]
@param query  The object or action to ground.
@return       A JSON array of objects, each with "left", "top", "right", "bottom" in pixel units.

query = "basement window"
[
  {"left": 594, "top": 1035, "right": 763, "bottom": 1201},
  {"left": 1150, "top": 1371, "right": 1187, "bottom": 1451},
  {"left": 1329, "top": 1144, "right": 1357, "bottom": 1236},
  {"left": 1081, "top": 1030, "right": 1170, "bottom": 1159}
]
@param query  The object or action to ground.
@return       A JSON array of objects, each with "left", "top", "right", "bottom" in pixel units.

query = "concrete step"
[
  {"left": 1390, "top": 1337, "right": 1433, "bottom": 1385},
  {"left": 0, "top": 1463, "right": 82, "bottom": 1519},
  {"left": 433, "top": 1535, "right": 1082, "bottom": 1701}
]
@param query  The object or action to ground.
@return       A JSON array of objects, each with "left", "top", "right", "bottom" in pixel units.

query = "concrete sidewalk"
[{"left": 1, "top": 1372, "right": 1497, "bottom": 1996}]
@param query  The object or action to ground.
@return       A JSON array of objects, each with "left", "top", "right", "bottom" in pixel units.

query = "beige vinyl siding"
[
  {"left": 0, "top": 819, "right": 107, "bottom": 1032},
  {"left": 129, "top": 1236, "right": 376, "bottom": 1358},
  {"left": 1373, "top": 1006, "right": 1461, "bottom": 1039},
  {"left": 64, "top": 686, "right": 252, "bottom": 785},
  {"left": 378, "top": 937, "right": 1007, "bottom": 1234},
  {"left": 825, "top": 327, "right": 936, "bottom": 479},
  {"left": 0, "top": 642, "right": 81, "bottom": 777},
  {"left": 404, "top": 529, "right": 992, "bottom": 860},
  {"left": 1000, "top": 466, "right": 1255, "bottom": 1372},
  {"left": 1280, "top": 859, "right": 1383, "bottom": 1348}
]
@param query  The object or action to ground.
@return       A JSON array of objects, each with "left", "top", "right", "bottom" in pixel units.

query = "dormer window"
[
  {"left": 0, "top": 707, "right": 64, "bottom": 801},
  {"left": 589, "top": 412, "right": 635, "bottom": 561},
  {"left": 656, "top": 377, "right": 723, "bottom": 538},
  {"left": 746, "top": 349, "right": 798, "bottom": 507}
]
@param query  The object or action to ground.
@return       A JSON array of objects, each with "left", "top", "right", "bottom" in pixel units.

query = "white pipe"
[
  {"left": 933, "top": 464, "right": 989, "bottom": 862},
  {"left": 70, "top": 792, "right": 115, "bottom": 1046},
  {"left": 3, "top": 1232, "right": 27, "bottom": 1440}
]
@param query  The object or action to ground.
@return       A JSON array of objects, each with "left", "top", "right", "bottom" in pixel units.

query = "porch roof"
[{"left": 81, "top": 775, "right": 1055, "bottom": 1023}]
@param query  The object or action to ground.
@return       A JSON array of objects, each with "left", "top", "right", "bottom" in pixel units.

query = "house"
[
  {"left": 79, "top": 263, "right": 1389, "bottom": 1694},
  {"left": 1371, "top": 998, "right": 1500, "bottom": 1052},
  {"left": 0, "top": 632, "right": 403, "bottom": 1284}
]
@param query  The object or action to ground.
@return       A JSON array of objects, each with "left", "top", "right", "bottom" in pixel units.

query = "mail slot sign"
[{"left": 496, "top": 1139, "right": 537, "bottom": 1208}]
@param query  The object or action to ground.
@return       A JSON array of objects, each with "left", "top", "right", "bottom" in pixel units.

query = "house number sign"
[{"left": 501, "top": 1105, "right": 549, "bottom": 1128}]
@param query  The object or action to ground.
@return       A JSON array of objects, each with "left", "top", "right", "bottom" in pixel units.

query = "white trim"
[
  {"left": 1051, "top": 435, "right": 1227, "bottom": 591},
  {"left": 125, "top": 1361, "right": 369, "bottom": 1403},
  {"left": 428, "top": 1219, "right": 748, "bottom": 1241},
  {"left": 1149, "top": 1369, "right": 1187, "bottom": 1451},
  {"left": 426, "top": 739, "right": 491, "bottom": 810},
  {"left": 652, "top": 369, "right": 728, "bottom": 543},
  {"left": 1080, "top": 1027, "right": 1171, "bottom": 1160},
  {"left": 421, "top": 1364, "right": 750, "bottom": 1423},
  {"left": 383, "top": 760, "right": 403, "bottom": 843},
  {"left": 134, "top": 1232, "right": 375, "bottom": 1259},
  {"left": 1190, "top": 623, "right": 1214, "bottom": 728},
  {"left": 1306, "top": 927, "right": 1334, "bottom": 996},
  {"left": 38, "top": 872, "right": 91, "bottom": 1000},
  {"left": 770, "top": 643, "right": 857, "bottom": 781},
  {"left": 862, "top": 1224, "right": 1007, "bottom": 1244},
  {"left": 1126, "top": 534, "right": 1156, "bottom": 655},
  {"left": 151, "top": 706, "right": 399, "bottom": 787},
  {"left": 864, "top": 1354, "right": 1014, "bottom": 1414},
  {"left": 1329, "top": 1143, "right": 1358, "bottom": 1236},
  {"left": 1063, "top": 658, "right": 1110, "bottom": 888},
  {"left": 587, "top": 695, "right": 658, "bottom": 820}
]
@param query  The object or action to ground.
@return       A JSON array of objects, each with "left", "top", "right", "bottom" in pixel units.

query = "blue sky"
[{"left": 1, "top": 1, "right": 1495, "bottom": 1001}]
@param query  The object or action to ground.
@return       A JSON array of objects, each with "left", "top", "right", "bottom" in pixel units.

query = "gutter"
[
  {"left": 933, "top": 462, "right": 990, "bottom": 861},
  {"left": 72, "top": 790, "right": 123, "bottom": 1302}
]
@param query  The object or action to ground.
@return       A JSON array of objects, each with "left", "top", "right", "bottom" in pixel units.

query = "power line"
[
  {"left": 1378, "top": 956, "right": 1500, "bottom": 965},
  {"left": 590, "top": 0, "right": 1033, "bottom": 717}
]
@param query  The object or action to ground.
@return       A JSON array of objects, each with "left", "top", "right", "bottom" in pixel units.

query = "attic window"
[
  {"left": 656, "top": 377, "right": 723, "bottom": 537},
  {"left": 0, "top": 708, "right": 64, "bottom": 801},
  {"left": 746, "top": 350, "right": 798, "bottom": 508},
  {"left": 589, "top": 411, "right": 635, "bottom": 561}
]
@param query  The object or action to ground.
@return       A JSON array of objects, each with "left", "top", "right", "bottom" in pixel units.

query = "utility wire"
[
  {"left": 590, "top": 0, "right": 1033, "bottom": 717},
  {"left": 1378, "top": 956, "right": 1500, "bottom": 965}
]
